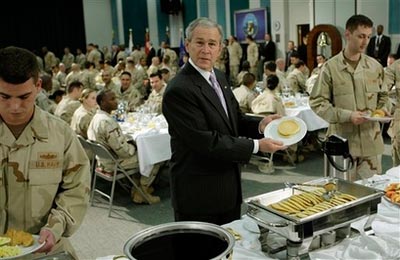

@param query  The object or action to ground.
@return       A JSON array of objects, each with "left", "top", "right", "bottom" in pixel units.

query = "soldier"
[
  {"left": 385, "top": 58, "right": 400, "bottom": 166},
  {"left": 286, "top": 60, "right": 308, "bottom": 94},
  {"left": 0, "top": 46, "right": 90, "bottom": 258},
  {"left": 232, "top": 72, "right": 257, "bottom": 113},
  {"left": 227, "top": 35, "right": 243, "bottom": 86},
  {"left": 87, "top": 90, "right": 161, "bottom": 204},
  {"left": 70, "top": 88, "right": 98, "bottom": 139},
  {"left": 54, "top": 81, "right": 83, "bottom": 124},
  {"left": 310, "top": 15, "right": 388, "bottom": 181},
  {"left": 115, "top": 71, "right": 142, "bottom": 112},
  {"left": 141, "top": 71, "right": 166, "bottom": 114}
]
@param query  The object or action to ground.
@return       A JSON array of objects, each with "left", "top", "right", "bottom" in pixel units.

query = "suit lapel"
[{"left": 185, "top": 64, "right": 233, "bottom": 132}]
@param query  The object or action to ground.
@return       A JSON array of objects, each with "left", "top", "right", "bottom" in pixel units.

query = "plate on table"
[
  {"left": 264, "top": 116, "right": 307, "bottom": 146},
  {"left": 384, "top": 182, "right": 400, "bottom": 207},
  {"left": 0, "top": 235, "right": 45, "bottom": 259},
  {"left": 383, "top": 196, "right": 400, "bottom": 207}
]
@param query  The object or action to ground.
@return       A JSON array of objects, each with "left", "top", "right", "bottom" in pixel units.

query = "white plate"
[
  {"left": 363, "top": 115, "right": 393, "bottom": 122},
  {"left": 264, "top": 116, "right": 307, "bottom": 146},
  {"left": 0, "top": 235, "right": 45, "bottom": 259},
  {"left": 383, "top": 196, "right": 400, "bottom": 207}
]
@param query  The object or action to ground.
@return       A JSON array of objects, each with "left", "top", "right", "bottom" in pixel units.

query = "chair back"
[
  {"left": 86, "top": 139, "right": 118, "bottom": 161},
  {"left": 77, "top": 134, "right": 92, "bottom": 151}
]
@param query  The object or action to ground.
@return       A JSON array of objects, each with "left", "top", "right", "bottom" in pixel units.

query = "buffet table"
[{"left": 226, "top": 167, "right": 400, "bottom": 260}]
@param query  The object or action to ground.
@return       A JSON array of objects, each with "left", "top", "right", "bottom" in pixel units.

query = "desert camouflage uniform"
[
  {"left": 232, "top": 84, "right": 257, "bottom": 113},
  {"left": 0, "top": 107, "right": 90, "bottom": 258},
  {"left": 36, "top": 89, "right": 56, "bottom": 113},
  {"left": 87, "top": 110, "right": 138, "bottom": 171},
  {"left": 87, "top": 110, "right": 160, "bottom": 203},
  {"left": 142, "top": 84, "right": 166, "bottom": 115},
  {"left": 104, "top": 80, "right": 120, "bottom": 95},
  {"left": 385, "top": 59, "right": 400, "bottom": 166},
  {"left": 116, "top": 85, "right": 142, "bottom": 112},
  {"left": 310, "top": 51, "right": 388, "bottom": 180},
  {"left": 54, "top": 96, "right": 81, "bottom": 124},
  {"left": 130, "top": 68, "right": 147, "bottom": 98},
  {"left": 251, "top": 88, "right": 285, "bottom": 116},
  {"left": 228, "top": 41, "right": 243, "bottom": 85},
  {"left": 70, "top": 105, "right": 96, "bottom": 139},
  {"left": 287, "top": 68, "right": 307, "bottom": 94}
]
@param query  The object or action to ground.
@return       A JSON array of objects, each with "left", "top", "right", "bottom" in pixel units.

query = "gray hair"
[{"left": 185, "top": 17, "right": 224, "bottom": 43}]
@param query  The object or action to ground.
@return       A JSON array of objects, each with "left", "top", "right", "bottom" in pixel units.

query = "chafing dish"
[{"left": 245, "top": 177, "right": 384, "bottom": 258}]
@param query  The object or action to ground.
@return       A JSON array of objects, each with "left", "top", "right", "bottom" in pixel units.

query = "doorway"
[{"left": 297, "top": 24, "right": 310, "bottom": 66}]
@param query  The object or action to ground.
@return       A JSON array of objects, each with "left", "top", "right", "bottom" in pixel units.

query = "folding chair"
[
  {"left": 86, "top": 139, "right": 151, "bottom": 217},
  {"left": 77, "top": 135, "right": 95, "bottom": 177}
]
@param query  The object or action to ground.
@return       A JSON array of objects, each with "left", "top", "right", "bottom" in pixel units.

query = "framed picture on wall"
[{"left": 234, "top": 8, "right": 267, "bottom": 43}]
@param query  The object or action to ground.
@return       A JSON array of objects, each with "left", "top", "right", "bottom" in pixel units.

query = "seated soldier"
[
  {"left": 87, "top": 89, "right": 161, "bottom": 204},
  {"left": 251, "top": 75, "right": 285, "bottom": 116},
  {"left": 286, "top": 60, "right": 308, "bottom": 94},
  {"left": 252, "top": 75, "right": 301, "bottom": 162},
  {"left": 139, "top": 71, "right": 166, "bottom": 114},
  {"left": 232, "top": 72, "right": 258, "bottom": 113},
  {"left": 115, "top": 71, "right": 142, "bottom": 112},
  {"left": 54, "top": 81, "right": 83, "bottom": 124}
]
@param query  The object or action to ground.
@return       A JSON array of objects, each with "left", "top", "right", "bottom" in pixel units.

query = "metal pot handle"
[{"left": 247, "top": 214, "right": 289, "bottom": 228}]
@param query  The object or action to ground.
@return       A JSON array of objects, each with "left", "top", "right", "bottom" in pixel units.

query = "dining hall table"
[
  {"left": 283, "top": 96, "right": 329, "bottom": 132},
  {"left": 119, "top": 113, "right": 171, "bottom": 177}
]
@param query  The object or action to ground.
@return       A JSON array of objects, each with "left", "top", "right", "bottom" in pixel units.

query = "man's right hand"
[
  {"left": 350, "top": 111, "right": 368, "bottom": 125},
  {"left": 258, "top": 138, "right": 287, "bottom": 153}
]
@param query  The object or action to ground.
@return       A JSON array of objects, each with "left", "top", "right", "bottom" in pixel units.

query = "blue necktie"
[{"left": 209, "top": 72, "right": 228, "bottom": 116}]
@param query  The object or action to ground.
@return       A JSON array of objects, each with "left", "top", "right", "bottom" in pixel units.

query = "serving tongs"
[{"left": 284, "top": 181, "right": 337, "bottom": 201}]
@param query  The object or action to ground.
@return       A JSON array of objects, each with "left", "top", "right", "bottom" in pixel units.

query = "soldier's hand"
[
  {"left": 259, "top": 138, "right": 287, "bottom": 153},
  {"left": 36, "top": 229, "right": 56, "bottom": 253},
  {"left": 350, "top": 111, "right": 368, "bottom": 125}
]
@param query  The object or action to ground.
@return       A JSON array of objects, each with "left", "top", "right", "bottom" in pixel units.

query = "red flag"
[{"left": 145, "top": 28, "right": 150, "bottom": 55}]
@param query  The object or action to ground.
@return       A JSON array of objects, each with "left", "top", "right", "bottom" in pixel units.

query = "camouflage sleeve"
[
  {"left": 377, "top": 66, "right": 389, "bottom": 110},
  {"left": 104, "top": 119, "right": 135, "bottom": 158},
  {"left": 44, "top": 128, "right": 90, "bottom": 241},
  {"left": 309, "top": 64, "right": 352, "bottom": 123},
  {"left": 77, "top": 113, "right": 93, "bottom": 138}
]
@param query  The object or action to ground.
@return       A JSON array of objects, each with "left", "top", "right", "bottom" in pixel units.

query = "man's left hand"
[
  {"left": 259, "top": 114, "right": 281, "bottom": 133},
  {"left": 36, "top": 229, "right": 56, "bottom": 253}
]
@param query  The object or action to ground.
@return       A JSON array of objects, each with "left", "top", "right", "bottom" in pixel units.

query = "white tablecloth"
[
  {"left": 120, "top": 114, "right": 171, "bottom": 177},
  {"left": 134, "top": 128, "right": 171, "bottom": 176},
  {"left": 230, "top": 167, "right": 400, "bottom": 259},
  {"left": 285, "top": 105, "right": 328, "bottom": 131}
]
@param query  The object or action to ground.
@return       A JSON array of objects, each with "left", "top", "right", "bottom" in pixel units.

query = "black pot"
[{"left": 123, "top": 221, "right": 235, "bottom": 260}]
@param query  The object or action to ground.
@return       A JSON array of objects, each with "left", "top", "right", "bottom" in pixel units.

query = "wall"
[
  {"left": 81, "top": 0, "right": 399, "bottom": 57},
  {"left": 83, "top": 0, "right": 113, "bottom": 49}
]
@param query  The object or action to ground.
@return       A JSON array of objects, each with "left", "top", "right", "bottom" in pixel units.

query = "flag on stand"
[
  {"left": 145, "top": 28, "right": 150, "bottom": 55},
  {"left": 112, "top": 29, "right": 116, "bottom": 45},
  {"left": 128, "top": 28, "right": 133, "bottom": 54},
  {"left": 165, "top": 26, "right": 170, "bottom": 46},
  {"left": 178, "top": 29, "right": 186, "bottom": 66}
]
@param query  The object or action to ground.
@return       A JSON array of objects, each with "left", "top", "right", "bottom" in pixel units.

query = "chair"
[
  {"left": 86, "top": 139, "right": 151, "bottom": 217},
  {"left": 77, "top": 134, "right": 95, "bottom": 177}
]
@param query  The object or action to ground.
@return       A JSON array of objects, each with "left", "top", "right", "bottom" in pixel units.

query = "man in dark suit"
[
  {"left": 146, "top": 43, "right": 156, "bottom": 67},
  {"left": 162, "top": 17, "right": 286, "bottom": 225},
  {"left": 366, "top": 24, "right": 391, "bottom": 67},
  {"left": 258, "top": 33, "right": 276, "bottom": 80},
  {"left": 157, "top": 41, "right": 166, "bottom": 59}
]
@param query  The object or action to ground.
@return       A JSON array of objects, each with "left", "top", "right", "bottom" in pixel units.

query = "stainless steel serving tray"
[{"left": 245, "top": 177, "right": 384, "bottom": 241}]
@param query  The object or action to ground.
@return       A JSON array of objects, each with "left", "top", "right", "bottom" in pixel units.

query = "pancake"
[
  {"left": 278, "top": 119, "right": 300, "bottom": 137},
  {"left": 284, "top": 101, "right": 296, "bottom": 108},
  {"left": 372, "top": 109, "right": 385, "bottom": 118}
]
